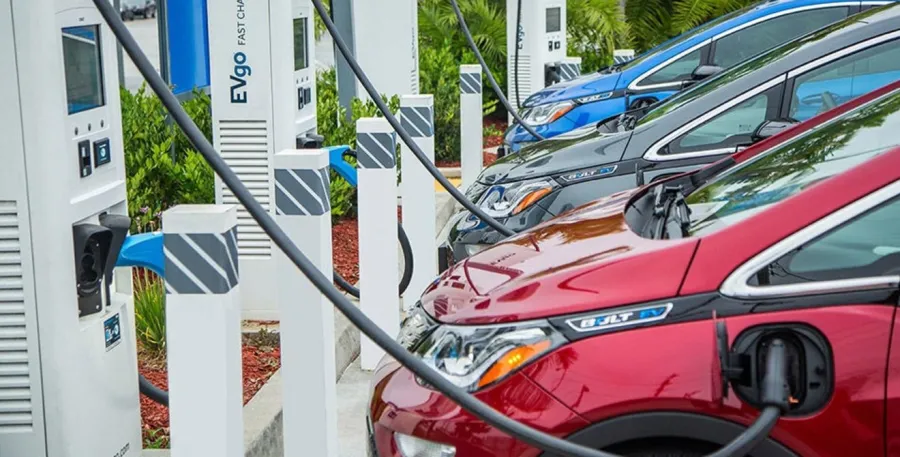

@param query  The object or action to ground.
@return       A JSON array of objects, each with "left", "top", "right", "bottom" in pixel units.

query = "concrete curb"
[{"left": 438, "top": 167, "right": 461, "bottom": 178}]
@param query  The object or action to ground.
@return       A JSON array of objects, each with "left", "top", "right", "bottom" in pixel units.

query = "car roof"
[{"left": 622, "top": 3, "right": 900, "bottom": 159}]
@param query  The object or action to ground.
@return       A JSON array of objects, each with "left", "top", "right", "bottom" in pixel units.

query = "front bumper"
[{"left": 368, "top": 357, "right": 588, "bottom": 457}]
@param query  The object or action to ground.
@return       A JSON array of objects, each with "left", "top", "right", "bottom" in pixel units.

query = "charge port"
[{"left": 730, "top": 324, "right": 832, "bottom": 416}]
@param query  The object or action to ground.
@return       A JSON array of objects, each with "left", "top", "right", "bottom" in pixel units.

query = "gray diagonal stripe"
[
  {"left": 188, "top": 233, "right": 237, "bottom": 289},
  {"left": 295, "top": 168, "right": 331, "bottom": 213},
  {"left": 317, "top": 168, "right": 331, "bottom": 210},
  {"left": 163, "top": 249, "right": 205, "bottom": 294},
  {"left": 164, "top": 234, "right": 234, "bottom": 294},
  {"left": 401, "top": 106, "right": 433, "bottom": 138},
  {"left": 357, "top": 132, "right": 396, "bottom": 169},
  {"left": 216, "top": 232, "right": 239, "bottom": 286},
  {"left": 275, "top": 168, "right": 327, "bottom": 216},
  {"left": 227, "top": 226, "right": 239, "bottom": 277},
  {"left": 460, "top": 73, "right": 481, "bottom": 94},
  {"left": 275, "top": 184, "right": 308, "bottom": 216}
]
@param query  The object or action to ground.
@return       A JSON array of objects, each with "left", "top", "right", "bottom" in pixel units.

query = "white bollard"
[
  {"left": 460, "top": 64, "right": 484, "bottom": 191},
  {"left": 163, "top": 205, "right": 243, "bottom": 457},
  {"left": 400, "top": 95, "right": 437, "bottom": 302},
  {"left": 274, "top": 150, "right": 338, "bottom": 457},
  {"left": 560, "top": 57, "right": 583, "bottom": 82},
  {"left": 357, "top": 118, "right": 401, "bottom": 370}
]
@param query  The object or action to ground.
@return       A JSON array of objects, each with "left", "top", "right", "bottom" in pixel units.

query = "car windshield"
[
  {"left": 634, "top": 10, "right": 874, "bottom": 128},
  {"left": 684, "top": 87, "right": 900, "bottom": 237},
  {"left": 612, "top": 2, "right": 761, "bottom": 73}
]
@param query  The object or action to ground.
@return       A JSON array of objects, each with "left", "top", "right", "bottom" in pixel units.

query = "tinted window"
[
  {"left": 617, "top": 2, "right": 759, "bottom": 72},
  {"left": 684, "top": 89, "right": 900, "bottom": 236},
  {"left": 641, "top": 47, "right": 704, "bottom": 86},
  {"left": 712, "top": 7, "right": 848, "bottom": 68},
  {"left": 636, "top": 10, "right": 871, "bottom": 127},
  {"left": 751, "top": 196, "right": 900, "bottom": 286},
  {"left": 668, "top": 89, "right": 774, "bottom": 154},
  {"left": 789, "top": 38, "right": 900, "bottom": 121}
]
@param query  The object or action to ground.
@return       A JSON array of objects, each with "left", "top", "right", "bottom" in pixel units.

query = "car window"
[
  {"left": 750, "top": 196, "right": 900, "bottom": 287},
  {"left": 667, "top": 89, "right": 775, "bottom": 154},
  {"left": 684, "top": 88, "right": 900, "bottom": 237},
  {"left": 712, "top": 7, "right": 849, "bottom": 68},
  {"left": 789, "top": 38, "right": 900, "bottom": 122},
  {"left": 636, "top": 9, "right": 882, "bottom": 128},
  {"left": 640, "top": 47, "right": 705, "bottom": 86},
  {"left": 617, "top": 2, "right": 760, "bottom": 73}
]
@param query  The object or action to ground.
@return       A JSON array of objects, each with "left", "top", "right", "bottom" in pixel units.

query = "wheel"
[
  {"left": 605, "top": 438, "right": 720, "bottom": 457},
  {"left": 629, "top": 97, "right": 656, "bottom": 111}
]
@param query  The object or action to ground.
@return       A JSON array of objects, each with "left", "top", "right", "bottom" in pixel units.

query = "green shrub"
[
  {"left": 133, "top": 270, "right": 166, "bottom": 356},
  {"left": 120, "top": 86, "right": 214, "bottom": 233},
  {"left": 420, "top": 38, "right": 464, "bottom": 162}
]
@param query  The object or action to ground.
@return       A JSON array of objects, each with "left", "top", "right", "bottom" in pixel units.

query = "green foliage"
[
  {"left": 120, "top": 86, "right": 215, "bottom": 233},
  {"left": 133, "top": 271, "right": 166, "bottom": 356},
  {"left": 567, "top": 0, "right": 632, "bottom": 72},
  {"left": 626, "top": 0, "right": 759, "bottom": 52},
  {"left": 420, "top": 38, "right": 465, "bottom": 162},
  {"left": 316, "top": 68, "right": 400, "bottom": 220}
]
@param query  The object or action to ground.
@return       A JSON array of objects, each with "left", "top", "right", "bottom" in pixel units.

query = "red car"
[{"left": 368, "top": 78, "right": 900, "bottom": 457}]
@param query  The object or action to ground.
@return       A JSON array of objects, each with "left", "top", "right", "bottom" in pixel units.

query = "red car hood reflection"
[{"left": 422, "top": 189, "right": 700, "bottom": 325}]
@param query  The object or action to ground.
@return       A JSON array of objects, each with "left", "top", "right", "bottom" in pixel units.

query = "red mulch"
[
  {"left": 139, "top": 343, "right": 281, "bottom": 447},
  {"left": 434, "top": 118, "right": 506, "bottom": 168},
  {"left": 332, "top": 217, "right": 360, "bottom": 285}
]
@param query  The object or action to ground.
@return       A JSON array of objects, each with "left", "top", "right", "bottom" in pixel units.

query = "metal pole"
[
  {"left": 157, "top": 0, "right": 170, "bottom": 84},
  {"left": 114, "top": 0, "right": 125, "bottom": 87},
  {"left": 332, "top": 0, "right": 357, "bottom": 121}
]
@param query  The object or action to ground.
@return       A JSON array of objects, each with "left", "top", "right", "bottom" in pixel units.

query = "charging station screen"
[
  {"left": 62, "top": 25, "right": 105, "bottom": 115},
  {"left": 546, "top": 7, "right": 561, "bottom": 33},
  {"left": 293, "top": 18, "right": 309, "bottom": 71}
]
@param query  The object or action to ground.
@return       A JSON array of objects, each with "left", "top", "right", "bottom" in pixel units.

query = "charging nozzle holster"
[{"left": 72, "top": 215, "right": 131, "bottom": 317}]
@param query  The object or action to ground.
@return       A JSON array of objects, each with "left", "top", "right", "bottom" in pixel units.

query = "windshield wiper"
[
  {"left": 649, "top": 184, "right": 692, "bottom": 239},
  {"left": 684, "top": 157, "right": 736, "bottom": 193}
]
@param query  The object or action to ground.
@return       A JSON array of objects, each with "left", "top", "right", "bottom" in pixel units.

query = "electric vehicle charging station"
[
  {"left": 1, "top": 0, "right": 140, "bottom": 455},
  {"left": 348, "top": 0, "right": 420, "bottom": 101},
  {"left": 208, "top": 0, "right": 317, "bottom": 318},
  {"left": 507, "top": 0, "right": 567, "bottom": 120}
]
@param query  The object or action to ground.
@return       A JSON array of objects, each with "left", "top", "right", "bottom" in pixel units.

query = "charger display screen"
[
  {"left": 293, "top": 18, "right": 309, "bottom": 71},
  {"left": 62, "top": 25, "right": 106, "bottom": 115},
  {"left": 546, "top": 7, "right": 561, "bottom": 33}
]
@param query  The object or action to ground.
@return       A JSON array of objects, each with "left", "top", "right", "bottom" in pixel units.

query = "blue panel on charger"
[
  {"left": 328, "top": 145, "right": 357, "bottom": 187},
  {"left": 166, "top": 0, "right": 210, "bottom": 94}
]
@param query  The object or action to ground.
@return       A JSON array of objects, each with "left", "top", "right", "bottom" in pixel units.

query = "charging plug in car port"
[{"left": 720, "top": 323, "right": 833, "bottom": 415}]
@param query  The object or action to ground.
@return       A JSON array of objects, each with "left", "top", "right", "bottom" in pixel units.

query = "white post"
[
  {"left": 460, "top": 65, "right": 483, "bottom": 191},
  {"left": 400, "top": 95, "right": 437, "bottom": 302},
  {"left": 274, "top": 150, "right": 338, "bottom": 457},
  {"left": 357, "top": 118, "right": 401, "bottom": 370},
  {"left": 163, "top": 205, "right": 243, "bottom": 457},
  {"left": 560, "top": 57, "right": 583, "bottom": 82}
]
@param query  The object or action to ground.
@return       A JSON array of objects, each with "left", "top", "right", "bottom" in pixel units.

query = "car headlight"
[
  {"left": 521, "top": 101, "right": 575, "bottom": 125},
  {"left": 413, "top": 319, "right": 565, "bottom": 392},
  {"left": 479, "top": 178, "right": 557, "bottom": 218},
  {"left": 397, "top": 306, "right": 439, "bottom": 351}
]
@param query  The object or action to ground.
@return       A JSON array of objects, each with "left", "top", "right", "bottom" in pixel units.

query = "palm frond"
[{"left": 671, "top": 0, "right": 720, "bottom": 34}]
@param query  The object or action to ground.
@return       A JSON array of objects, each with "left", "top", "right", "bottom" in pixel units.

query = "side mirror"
[
  {"left": 692, "top": 65, "right": 724, "bottom": 81},
  {"left": 752, "top": 119, "right": 800, "bottom": 141}
]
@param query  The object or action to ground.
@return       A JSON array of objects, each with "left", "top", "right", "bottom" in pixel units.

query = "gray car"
[{"left": 441, "top": 3, "right": 900, "bottom": 269}]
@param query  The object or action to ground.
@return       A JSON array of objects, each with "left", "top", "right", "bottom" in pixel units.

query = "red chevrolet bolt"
[{"left": 368, "top": 79, "right": 900, "bottom": 457}]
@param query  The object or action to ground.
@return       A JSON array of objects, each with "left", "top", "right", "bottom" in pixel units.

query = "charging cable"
[
  {"left": 93, "top": 0, "right": 789, "bottom": 455},
  {"left": 449, "top": 0, "right": 545, "bottom": 141}
]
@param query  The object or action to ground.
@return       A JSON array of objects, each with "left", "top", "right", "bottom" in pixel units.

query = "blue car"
[{"left": 503, "top": 0, "right": 891, "bottom": 152}]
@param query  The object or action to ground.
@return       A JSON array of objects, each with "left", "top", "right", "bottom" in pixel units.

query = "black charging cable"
[
  {"left": 449, "top": 0, "right": 545, "bottom": 141},
  {"left": 333, "top": 221, "right": 414, "bottom": 298},
  {"left": 93, "top": 0, "right": 789, "bottom": 455},
  {"left": 139, "top": 374, "right": 169, "bottom": 406},
  {"left": 515, "top": 0, "right": 523, "bottom": 108}
]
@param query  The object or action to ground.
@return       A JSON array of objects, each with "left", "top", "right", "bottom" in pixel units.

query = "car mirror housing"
[
  {"left": 692, "top": 65, "right": 724, "bottom": 81},
  {"left": 752, "top": 119, "right": 800, "bottom": 141}
]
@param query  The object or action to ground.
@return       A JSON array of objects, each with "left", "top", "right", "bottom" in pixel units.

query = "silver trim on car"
[
  {"left": 643, "top": 76, "right": 786, "bottom": 162},
  {"left": 712, "top": 3, "right": 860, "bottom": 42},
  {"left": 788, "top": 30, "right": 900, "bottom": 78},
  {"left": 720, "top": 179, "right": 900, "bottom": 299},
  {"left": 629, "top": 39, "right": 713, "bottom": 91}
]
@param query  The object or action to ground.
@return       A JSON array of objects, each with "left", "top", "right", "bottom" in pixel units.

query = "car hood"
[
  {"left": 420, "top": 188, "right": 700, "bottom": 324},
  {"left": 524, "top": 72, "right": 622, "bottom": 107},
  {"left": 477, "top": 126, "right": 632, "bottom": 184}
]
